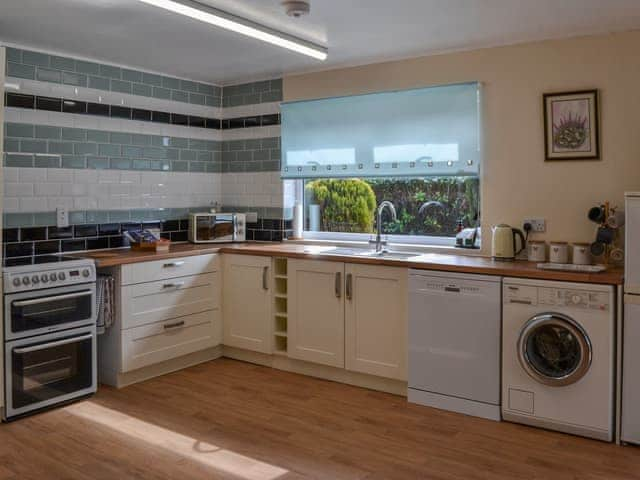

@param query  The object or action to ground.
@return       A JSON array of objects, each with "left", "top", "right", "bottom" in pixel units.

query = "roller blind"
[{"left": 281, "top": 82, "right": 480, "bottom": 179}]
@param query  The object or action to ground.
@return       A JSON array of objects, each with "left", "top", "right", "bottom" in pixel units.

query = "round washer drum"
[{"left": 517, "top": 312, "right": 592, "bottom": 387}]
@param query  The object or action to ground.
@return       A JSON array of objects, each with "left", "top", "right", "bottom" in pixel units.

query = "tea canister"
[
  {"left": 527, "top": 241, "right": 547, "bottom": 262},
  {"left": 572, "top": 242, "right": 592, "bottom": 265},
  {"left": 549, "top": 241, "right": 569, "bottom": 264}
]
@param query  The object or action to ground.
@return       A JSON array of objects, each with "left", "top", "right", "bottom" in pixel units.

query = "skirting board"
[
  {"left": 222, "top": 346, "right": 407, "bottom": 396},
  {"left": 99, "top": 346, "right": 223, "bottom": 388},
  {"left": 502, "top": 411, "right": 612, "bottom": 442},
  {"left": 408, "top": 388, "right": 501, "bottom": 421}
]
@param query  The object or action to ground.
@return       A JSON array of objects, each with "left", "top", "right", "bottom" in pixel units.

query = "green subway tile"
[
  {"left": 205, "top": 163, "right": 221, "bottom": 173},
  {"left": 262, "top": 160, "right": 280, "bottom": 171},
  {"left": 189, "top": 138, "right": 210, "bottom": 150},
  {"left": 5, "top": 153, "right": 34, "bottom": 167},
  {"left": 244, "top": 93, "right": 261, "bottom": 105},
  {"left": 197, "top": 151, "right": 213, "bottom": 162},
  {"left": 122, "top": 145, "right": 144, "bottom": 157},
  {"left": 61, "top": 128, "right": 86, "bottom": 141},
  {"left": 22, "top": 50, "right": 49, "bottom": 67},
  {"left": 7, "top": 62, "right": 35, "bottom": 80},
  {"left": 88, "top": 76, "right": 110, "bottom": 90},
  {"left": 180, "top": 149, "right": 197, "bottom": 161},
  {"left": 86, "top": 211, "right": 110, "bottom": 223},
  {"left": 222, "top": 151, "right": 237, "bottom": 162},
  {"left": 244, "top": 139, "right": 262, "bottom": 150},
  {"left": 222, "top": 96, "right": 231, "bottom": 108},
  {"left": 237, "top": 151, "right": 252, "bottom": 163},
  {"left": 205, "top": 96, "right": 220, "bottom": 107},
  {"left": 252, "top": 149, "right": 269, "bottom": 161},
  {"left": 189, "top": 93, "right": 206, "bottom": 105},
  {"left": 261, "top": 137, "right": 279, "bottom": 149},
  {"left": 234, "top": 83, "right": 253, "bottom": 95},
  {"left": 261, "top": 91, "right": 282, "bottom": 103},
  {"left": 270, "top": 78, "right": 283, "bottom": 91},
  {"left": 69, "top": 211, "right": 86, "bottom": 224},
  {"left": 35, "top": 125, "right": 62, "bottom": 139},
  {"left": 76, "top": 60, "right": 101, "bottom": 75},
  {"left": 87, "top": 156, "right": 110, "bottom": 169},
  {"left": 227, "top": 140, "right": 245, "bottom": 151},
  {"left": 86, "top": 130, "right": 110, "bottom": 143},
  {"left": 228, "top": 162, "right": 243, "bottom": 172},
  {"left": 244, "top": 161, "right": 260, "bottom": 172},
  {"left": 166, "top": 149, "right": 179, "bottom": 160},
  {"left": 189, "top": 161, "right": 205, "bottom": 172},
  {"left": 132, "top": 83, "right": 153, "bottom": 97},
  {"left": 110, "top": 158, "right": 132, "bottom": 170},
  {"left": 98, "top": 144, "right": 121, "bottom": 157},
  {"left": 5, "top": 213, "right": 34, "bottom": 228},
  {"left": 6, "top": 47, "right": 21, "bottom": 63},
  {"left": 34, "top": 155, "right": 61, "bottom": 168},
  {"left": 48, "top": 141, "right": 74, "bottom": 155},
  {"left": 74, "top": 143, "right": 98, "bottom": 155},
  {"left": 132, "top": 159, "right": 151, "bottom": 170},
  {"left": 62, "top": 155, "right": 87, "bottom": 168},
  {"left": 171, "top": 160, "right": 189, "bottom": 172},
  {"left": 270, "top": 148, "right": 281, "bottom": 160},
  {"left": 111, "top": 79, "right": 132, "bottom": 94},
  {"left": 161, "top": 76, "right": 181, "bottom": 90},
  {"left": 169, "top": 137, "right": 189, "bottom": 148},
  {"left": 122, "top": 69, "right": 143, "bottom": 83},
  {"left": 110, "top": 132, "right": 131, "bottom": 144},
  {"left": 4, "top": 138, "right": 20, "bottom": 152},
  {"left": 180, "top": 79, "right": 199, "bottom": 93},
  {"left": 36, "top": 67, "right": 62, "bottom": 83},
  {"left": 227, "top": 95, "right": 244, "bottom": 107},
  {"left": 130, "top": 134, "right": 152, "bottom": 146},
  {"left": 50, "top": 55, "right": 75, "bottom": 71},
  {"left": 151, "top": 160, "right": 171, "bottom": 171},
  {"left": 151, "top": 135, "right": 169, "bottom": 147},
  {"left": 62, "top": 72, "right": 87, "bottom": 87},
  {"left": 213, "top": 86, "right": 222, "bottom": 97},
  {"left": 21, "top": 139, "right": 48, "bottom": 153},
  {"left": 143, "top": 147, "right": 167, "bottom": 159},
  {"left": 171, "top": 90, "right": 189, "bottom": 103},
  {"left": 252, "top": 80, "right": 271, "bottom": 93},
  {"left": 7, "top": 123, "right": 35, "bottom": 137},
  {"left": 99, "top": 64, "right": 121, "bottom": 79},
  {"left": 197, "top": 83, "right": 215, "bottom": 95},
  {"left": 153, "top": 86, "right": 171, "bottom": 100},
  {"left": 142, "top": 72, "right": 163, "bottom": 86},
  {"left": 108, "top": 210, "right": 131, "bottom": 222}
]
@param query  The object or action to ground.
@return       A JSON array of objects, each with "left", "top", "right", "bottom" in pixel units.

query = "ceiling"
[{"left": 1, "top": 0, "right": 640, "bottom": 85}]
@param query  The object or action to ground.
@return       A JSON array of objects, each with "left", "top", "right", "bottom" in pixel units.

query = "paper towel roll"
[
  {"left": 292, "top": 202, "right": 303, "bottom": 238},
  {"left": 308, "top": 204, "right": 321, "bottom": 232}
]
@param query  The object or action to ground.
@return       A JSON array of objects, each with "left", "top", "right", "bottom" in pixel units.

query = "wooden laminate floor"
[{"left": 1, "top": 358, "right": 639, "bottom": 480}]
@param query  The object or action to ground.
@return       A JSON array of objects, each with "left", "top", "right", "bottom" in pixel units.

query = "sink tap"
[{"left": 370, "top": 201, "right": 397, "bottom": 253}]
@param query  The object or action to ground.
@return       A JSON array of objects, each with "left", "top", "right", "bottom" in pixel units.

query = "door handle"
[
  {"left": 163, "top": 320, "right": 185, "bottom": 330},
  {"left": 262, "top": 266, "right": 269, "bottom": 290},
  {"left": 163, "top": 261, "right": 185, "bottom": 268},
  {"left": 335, "top": 272, "right": 342, "bottom": 298},
  {"left": 12, "top": 290, "right": 93, "bottom": 307},
  {"left": 13, "top": 333, "right": 93, "bottom": 354},
  {"left": 346, "top": 273, "right": 353, "bottom": 300},
  {"left": 162, "top": 282, "right": 185, "bottom": 289}
]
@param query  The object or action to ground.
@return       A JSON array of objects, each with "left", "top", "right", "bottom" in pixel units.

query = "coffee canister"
[
  {"left": 549, "top": 242, "right": 569, "bottom": 263},
  {"left": 527, "top": 241, "right": 546, "bottom": 262},
  {"left": 571, "top": 242, "right": 592, "bottom": 265}
]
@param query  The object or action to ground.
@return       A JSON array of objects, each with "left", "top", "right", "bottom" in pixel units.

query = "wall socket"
[
  {"left": 524, "top": 218, "right": 546, "bottom": 233},
  {"left": 56, "top": 207, "right": 69, "bottom": 228}
]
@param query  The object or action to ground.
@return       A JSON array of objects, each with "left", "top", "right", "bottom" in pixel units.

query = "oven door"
[
  {"left": 5, "top": 284, "right": 96, "bottom": 340},
  {"left": 4, "top": 325, "right": 97, "bottom": 419},
  {"left": 192, "top": 214, "right": 236, "bottom": 243}
]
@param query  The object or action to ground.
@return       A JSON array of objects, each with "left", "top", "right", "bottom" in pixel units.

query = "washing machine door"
[{"left": 517, "top": 312, "right": 592, "bottom": 387}]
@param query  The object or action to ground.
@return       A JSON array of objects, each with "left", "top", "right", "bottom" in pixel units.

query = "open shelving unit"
[{"left": 272, "top": 258, "right": 288, "bottom": 355}]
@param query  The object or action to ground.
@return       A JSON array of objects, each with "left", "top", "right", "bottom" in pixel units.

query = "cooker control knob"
[
  {"left": 570, "top": 294, "right": 582, "bottom": 305},
  {"left": 12, "top": 277, "right": 21, "bottom": 287},
  {"left": 82, "top": 269, "right": 91, "bottom": 278},
  {"left": 22, "top": 276, "right": 30, "bottom": 285},
  {"left": 58, "top": 272, "right": 66, "bottom": 281},
  {"left": 41, "top": 274, "right": 49, "bottom": 283},
  {"left": 50, "top": 272, "right": 57, "bottom": 282},
  {"left": 31, "top": 275, "right": 40, "bottom": 284}
]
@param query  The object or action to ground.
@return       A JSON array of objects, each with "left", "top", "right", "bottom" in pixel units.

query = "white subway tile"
[
  {"left": 19, "top": 168, "right": 47, "bottom": 183},
  {"left": 35, "top": 183, "right": 62, "bottom": 196}
]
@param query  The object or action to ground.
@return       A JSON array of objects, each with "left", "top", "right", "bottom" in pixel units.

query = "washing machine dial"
[{"left": 570, "top": 294, "right": 582, "bottom": 305}]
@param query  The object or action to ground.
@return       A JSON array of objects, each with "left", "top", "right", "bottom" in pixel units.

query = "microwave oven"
[{"left": 188, "top": 213, "right": 246, "bottom": 243}]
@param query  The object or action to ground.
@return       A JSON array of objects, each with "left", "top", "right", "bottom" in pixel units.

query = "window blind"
[{"left": 280, "top": 82, "right": 480, "bottom": 179}]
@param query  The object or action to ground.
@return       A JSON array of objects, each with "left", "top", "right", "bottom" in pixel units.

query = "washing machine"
[{"left": 502, "top": 277, "right": 615, "bottom": 441}]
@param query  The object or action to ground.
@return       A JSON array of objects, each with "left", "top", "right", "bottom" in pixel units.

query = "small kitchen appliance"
[
  {"left": 491, "top": 224, "right": 525, "bottom": 260},
  {"left": 188, "top": 212, "right": 246, "bottom": 243}
]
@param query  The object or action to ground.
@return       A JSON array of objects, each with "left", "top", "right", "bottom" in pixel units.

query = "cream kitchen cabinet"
[
  {"left": 345, "top": 264, "right": 407, "bottom": 380},
  {"left": 288, "top": 259, "right": 345, "bottom": 368},
  {"left": 222, "top": 254, "right": 272, "bottom": 354}
]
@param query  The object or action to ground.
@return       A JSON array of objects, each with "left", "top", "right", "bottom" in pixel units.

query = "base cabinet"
[
  {"left": 345, "top": 264, "right": 407, "bottom": 381},
  {"left": 222, "top": 254, "right": 272, "bottom": 354}
]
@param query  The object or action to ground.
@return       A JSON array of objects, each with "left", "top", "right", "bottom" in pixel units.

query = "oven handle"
[
  {"left": 13, "top": 334, "right": 93, "bottom": 354},
  {"left": 12, "top": 290, "right": 93, "bottom": 308}
]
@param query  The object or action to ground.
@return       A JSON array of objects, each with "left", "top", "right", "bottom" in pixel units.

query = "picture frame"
[{"left": 543, "top": 89, "right": 600, "bottom": 161}]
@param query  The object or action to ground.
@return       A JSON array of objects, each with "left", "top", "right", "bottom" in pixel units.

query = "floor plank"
[{"left": 1, "top": 358, "right": 639, "bottom": 479}]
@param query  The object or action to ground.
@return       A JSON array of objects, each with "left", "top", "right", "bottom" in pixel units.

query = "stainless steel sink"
[{"left": 323, "top": 247, "right": 422, "bottom": 260}]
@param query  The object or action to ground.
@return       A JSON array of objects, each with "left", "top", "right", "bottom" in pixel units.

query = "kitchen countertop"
[{"left": 77, "top": 242, "right": 624, "bottom": 285}]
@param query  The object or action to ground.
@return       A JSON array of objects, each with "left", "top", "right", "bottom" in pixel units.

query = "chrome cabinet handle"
[
  {"left": 13, "top": 290, "right": 92, "bottom": 307},
  {"left": 162, "top": 282, "right": 185, "bottom": 289},
  {"left": 335, "top": 272, "right": 342, "bottom": 298},
  {"left": 163, "top": 261, "right": 185, "bottom": 268},
  {"left": 346, "top": 273, "right": 353, "bottom": 300},
  {"left": 163, "top": 320, "right": 185, "bottom": 330},
  {"left": 262, "top": 266, "right": 269, "bottom": 290},
  {"left": 13, "top": 334, "right": 93, "bottom": 354}
]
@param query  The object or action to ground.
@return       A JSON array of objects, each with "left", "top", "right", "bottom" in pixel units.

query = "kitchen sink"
[{"left": 323, "top": 247, "right": 422, "bottom": 260}]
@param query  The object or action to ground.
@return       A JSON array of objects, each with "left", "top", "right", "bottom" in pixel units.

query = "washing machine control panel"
[{"left": 505, "top": 285, "right": 610, "bottom": 311}]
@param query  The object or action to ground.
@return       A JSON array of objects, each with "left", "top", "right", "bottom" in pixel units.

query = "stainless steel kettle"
[{"left": 491, "top": 224, "right": 525, "bottom": 260}]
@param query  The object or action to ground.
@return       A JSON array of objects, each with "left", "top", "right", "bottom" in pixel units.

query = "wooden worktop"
[{"left": 78, "top": 242, "right": 624, "bottom": 285}]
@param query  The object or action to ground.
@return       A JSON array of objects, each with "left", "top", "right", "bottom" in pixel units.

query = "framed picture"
[{"left": 543, "top": 89, "right": 600, "bottom": 161}]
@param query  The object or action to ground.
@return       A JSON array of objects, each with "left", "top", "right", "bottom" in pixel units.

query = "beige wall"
[{"left": 284, "top": 30, "right": 640, "bottom": 255}]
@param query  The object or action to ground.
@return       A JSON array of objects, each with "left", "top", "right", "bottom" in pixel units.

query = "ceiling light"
[{"left": 137, "top": 0, "right": 327, "bottom": 60}]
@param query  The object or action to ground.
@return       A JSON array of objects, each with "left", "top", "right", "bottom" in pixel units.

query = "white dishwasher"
[{"left": 408, "top": 270, "right": 501, "bottom": 421}]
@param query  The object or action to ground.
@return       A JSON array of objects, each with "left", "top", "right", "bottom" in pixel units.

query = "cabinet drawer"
[
  {"left": 121, "top": 273, "right": 219, "bottom": 329},
  {"left": 121, "top": 254, "right": 218, "bottom": 285},
  {"left": 122, "top": 310, "right": 221, "bottom": 372}
]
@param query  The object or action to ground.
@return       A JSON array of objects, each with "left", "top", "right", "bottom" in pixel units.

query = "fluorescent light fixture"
[{"left": 137, "top": 0, "right": 327, "bottom": 60}]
